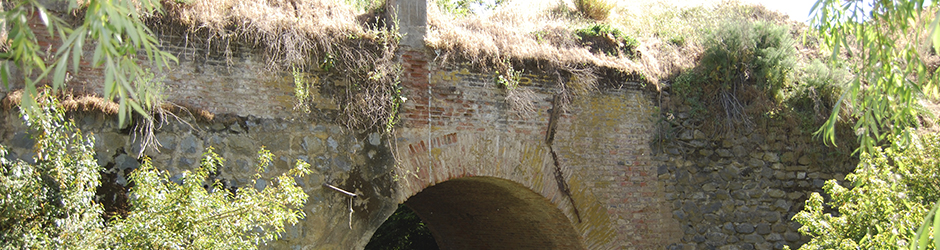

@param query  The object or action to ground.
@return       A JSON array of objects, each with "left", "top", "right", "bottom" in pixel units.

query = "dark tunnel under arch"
[{"left": 367, "top": 176, "right": 584, "bottom": 250}]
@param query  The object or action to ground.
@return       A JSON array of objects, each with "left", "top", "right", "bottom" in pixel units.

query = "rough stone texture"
[{"left": 655, "top": 110, "right": 857, "bottom": 249}]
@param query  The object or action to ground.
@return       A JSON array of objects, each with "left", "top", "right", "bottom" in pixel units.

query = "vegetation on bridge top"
[{"left": 148, "top": 0, "right": 844, "bottom": 130}]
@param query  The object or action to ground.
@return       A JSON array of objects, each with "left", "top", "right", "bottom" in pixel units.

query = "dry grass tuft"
[
  {"left": 59, "top": 94, "right": 121, "bottom": 114},
  {"left": 427, "top": 1, "right": 653, "bottom": 88},
  {"left": 1, "top": 90, "right": 22, "bottom": 110},
  {"left": 0, "top": 89, "right": 214, "bottom": 122},
  {"left": 161, "top": 0, "right": 381, "bottom": 69},
  {"left": 574, "top": 0, "right": 613, "bottom": 21},
  {"left": 424, "top": 0, "right": 810, "bottom": 115}
]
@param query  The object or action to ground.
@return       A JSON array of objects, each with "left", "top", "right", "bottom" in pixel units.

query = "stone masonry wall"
[
  {"left": 655, "top": 110, "right": 857, "bottom": 250},
  {"left": 0, "top": 105, "right": 401, "bottom": 249},
  {"left": 0, "top": 19, "right": 403, "bottom": 248}
]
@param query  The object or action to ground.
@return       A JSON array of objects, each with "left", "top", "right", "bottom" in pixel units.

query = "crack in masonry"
[{"left": 546, "top": 94, "right": 581, "bottom": 223}]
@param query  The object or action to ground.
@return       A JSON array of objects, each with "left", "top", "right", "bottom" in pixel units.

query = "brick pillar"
[
  {"left": 390, "top": 0, "right": 430, "bottom": 128},
  {"left": 399, "top": 49, "right": 430, "bottom": 127}
]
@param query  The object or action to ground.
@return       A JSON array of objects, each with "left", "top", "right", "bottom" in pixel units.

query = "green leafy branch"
[
  {"left": 1, "top": 0, "right": 177, "bottom": 127},
  {"left": 811, "top": 0, "right": 940, "bottom": 153}
]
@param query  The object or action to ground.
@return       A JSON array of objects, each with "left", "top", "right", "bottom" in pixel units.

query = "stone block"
[
  {"left": 229, "top": 136, "right": 257, "bottom": 155},
  {"left": 773, "top": 200, "right": 790, "bottom": 211},
  {"left": 748, "top": 158, "right": 765, "bottom": 168},
  {"left": 742, "top": 234, "right": 764, "bottom": 243},
  {"left": 732, "top": 145, "right": 748, "bottom": 157},
  {"left": 755, "top": 242, "right": 772, "bottom": 250},
  {"left": 784, "top": 232, "right": 801, "bottom": 242},
  {"left": 699, "top": 149, "right": 714, "bottom": 157},
  {"left": 157, "top": 134, "right": 178, "bottom": 151},
  {"left": 765, "top": 233, "right": 783, "bottom": 241},
  {"left": 764, "top": 212, "right": 780, "bottom": 223},
  {"left": 756, "top": 223, "right": 772, "bottom": 235},
  {"left": 179, "top": 135, "right": 201, "bottom": 154},
  {"left": 763, "top": 152, "right": 779, "bottom": 163},
  {"left": 798, "top": 155, "right": 812, "bottom": 165},
  {"left": 703, "top": 183, "right": 718, "bottom": 192},
  {"left": 717, "top": 149, "right": 733, "bottom": 158},
  {"left": 693, "top": 130, "right": 706, "bottom": 140},
  {"left": 736, "top": 223, "right": 755, "bottom": 234},
  {"left": 767, "top": 189, "right": 785, "bottom": 198}
]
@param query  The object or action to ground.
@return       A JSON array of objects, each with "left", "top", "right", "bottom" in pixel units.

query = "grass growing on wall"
[{"left": 155, "top": 0, "right": 402, "bottom": 131}]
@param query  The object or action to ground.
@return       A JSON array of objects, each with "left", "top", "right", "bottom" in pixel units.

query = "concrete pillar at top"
[{"left": 388, "top": 0, "right": 427, "bottom": 48}]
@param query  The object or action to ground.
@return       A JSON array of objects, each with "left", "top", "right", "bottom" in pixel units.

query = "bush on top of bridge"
[
  {"left": 574, "top": 24, "right": 639, "bottom": 58},
  {"left": 667, "top": 18, "right": 856, "bottom": 137}
]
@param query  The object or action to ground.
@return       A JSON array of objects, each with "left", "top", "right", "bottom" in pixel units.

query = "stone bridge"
[{"left": 0, "top": 1, "right": 856, "bottom": 249}]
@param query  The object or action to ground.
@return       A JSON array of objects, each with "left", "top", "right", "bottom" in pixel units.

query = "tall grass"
[{"left": 574, "top": 0, "right": 613, "bottom": 20}]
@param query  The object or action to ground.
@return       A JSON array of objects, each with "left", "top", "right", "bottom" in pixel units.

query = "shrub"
[
  {"left": 0, "top": 96, "right": 105, "bottom": 248},
  {"left": 575, "top": 24, "right": 639, "bottom": 58},
  {"left": 670, "top": 70, "right": 707, "bottom": 117},
  {"left": 751, "top": 22, "right": 797, "bottom": 99},
  {"left": 0, "top": 94, "right": 311, "bottom": 249},
  {"left": 434, "top": 0, "right": 505, "bottom": 16},
  {"left": 681, "top": 20, "right": 797, "bottom": 130},
  {"left": 574, "top": 0, "right": 613, "bottom": 21},
  {"left": 785, "top": 60, "right": 848, "bottom": 127},
  {"left": 794, "top": 132, "right": 940, "bottom": 249},
  {"left": 700, "top": 20, "right": 795, "bottom": 100}
]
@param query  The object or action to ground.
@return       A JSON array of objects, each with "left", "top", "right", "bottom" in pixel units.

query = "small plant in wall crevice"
[{"left": 495, "top": 67, "right": 536, "bottom": 117}]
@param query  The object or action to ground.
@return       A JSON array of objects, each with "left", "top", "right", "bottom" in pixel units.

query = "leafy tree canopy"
[
  {"left": 794, "top": 1, "right": 940, "bottom": 249},
  {"left": 811, "top": 0, "right": 940, "bottom": 153}
]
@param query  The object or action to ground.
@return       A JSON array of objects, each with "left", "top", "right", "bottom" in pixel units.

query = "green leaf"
[
  {"left": 37, "top": 6, "right": 50, "bottom": 28},
  {"left": 20, "top": 80, "right": 38, "bottom": 112},
  {"left": 1, "top": 63, "right": 9, "bottom": 89},
  {"left": 129, "top": 100, "right": 151, "bottom": 121},
  {"left": 72, "top": 29, "right": 86, "bottom": 73},
  {"left": 92, "top": 42, "right": 103, "bottom": 65},
  {"left": 931, "top": 10, "right": 940, "bottom": 60},
  {"left": 52, "top": 54, "right": 69, "bottom": 91},
  {"left": 104, "top": 73, "right": 115, "bottom": 99},
  {"left": 933, "top": 202, "right": 940, "bottom": 250},
  {"left": 912, "top": 202, "right": 937, "bottom": 250},
  {"left": 118, "top": 99, "right": 127, "bottom": 127},
  {"left": 31, "top": 53, "right": 46, "bottom": 72},
  {"left": 57, "top": 27, "right": 80, "bottom": 58}
]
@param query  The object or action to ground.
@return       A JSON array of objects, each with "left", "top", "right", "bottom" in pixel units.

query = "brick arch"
[
  {"left": 404, "top": 176, "right": 584, "bottom": 249},
  {"left": 389, "top": 130, "right": 620, "bottom": 249}
]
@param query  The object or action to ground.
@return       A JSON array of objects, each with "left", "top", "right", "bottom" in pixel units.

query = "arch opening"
[{"left": 368, "top": 176, "right": 583, "bottom": 250}]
